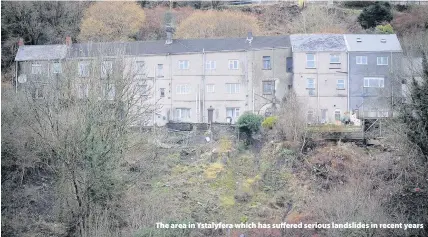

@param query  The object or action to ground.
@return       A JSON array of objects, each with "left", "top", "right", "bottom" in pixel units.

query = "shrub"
[
  {"left": 262, "top": 116, "right": 278, "bottom": 130},
  {"left": 358, "top": 2, "right": 393, "bottom": 29},
  {"left": 376, "top": 24, "right": 394, "bottom": 34},
  {"left": 237, "top": 112, "right": 263, "bottom": 138}
]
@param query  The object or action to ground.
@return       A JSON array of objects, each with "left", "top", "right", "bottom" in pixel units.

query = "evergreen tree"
[
  {"left": 358, "top": 2, "right": 393, "bottom": 29},
  {"left": 401, "top": 52, "right": 428, "bottom": 160}
]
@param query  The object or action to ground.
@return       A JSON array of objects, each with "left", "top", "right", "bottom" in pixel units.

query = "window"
[
  {"left": 160, "top": 88, "right": 165, "bottom": 97},
  {"left": 263, "top": 56, "right": 271, "bottom": 69},
  {"left": 364, "top": 77, "right": 384, "bottom": 88},
  {"left": 138, "top": 84, "right": 149, "bottom": 100},
  {"left": 102, "top": 83, "right": 115, "bottom": 100},
  {"left": 31, "top": 64, "right": 42, "bottom": 75},
  {"left": 136, "top": 61, "right": 145, "bottom": 75},
  {"left": 228, "top": 60, "right": 239, "bottom": 70},
  {"left": 205, "top": 61, "right": 216, "bottom": 70},
  {"left": 306, "top": 53, "right": 316, "bottom": 68},
  {"left": 179, "top": 60, "right": 189, "bottom": 70},
  {"left": 77, "top": 83, "right": 89, "bottom": 99},
  {"left": 330, "top": 54, "right": 340, "bottom": 64},
  {"left": 335, "top": 109, "right": 341, "bottom": 121},
  {"left": 307, "top": 110, "right": 314, "bottom": 123},
  {"left": 226, "top": 108, "right": 240, "bottom": 122},
  {"left": 307, "top": 78, "right": 315, "bottom": 96},
  {"left": 206, "top": 84, "right": 215, "bottom": 93},
  {"left": 176, "top": 84, "right": 190, "bottom": 94},
  {"left": 286, "top": 57, "right": 293, "bottom": 72},
  {"left": 377, "top": 56, "right": 388, "bottom": 65},
  {"left": 157, "top": 64, "right": 164, "bottom": 77},
  {"left": 33, "top": 86, "right": 44, "bottom": 99},
  {"left": 52, "top": 62, "right": 62, "bottom": 74},
  {"left": 263, "top": 81, "right": 275, "bottom": 95},
  {"left": 225, "top": 83, "right": 240, "bottom": 94},
  {"left": 176, "top": 108, "right": 191, "bottom": 120},
  {"left": 78, "top": 61, "right": 90, "bottom": 77},
  {"left": 337, "top": 79, "right": 345, "bottom": 89},
  {"left": 356, "top": 56, "right": 367, "bottom": 65},
  {"left": 101, "top": 61, "right": 113, "bottom": 78},
  {"left": 321, "top": 109, "right": 328, "bottom": 123}
]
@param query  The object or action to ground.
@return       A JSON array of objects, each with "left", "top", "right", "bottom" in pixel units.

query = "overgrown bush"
[
  {"left": 262, "top": 116, "right": 278, "bottom": 130},
  {"left": 358, "top": 2, "right": 393, "bottom": 29},
  {"left": 237, "top": 112, "right": 263, "bottom": 138},
  {"left": 376, "top": 23, "right": 394, "bottom": 34}
]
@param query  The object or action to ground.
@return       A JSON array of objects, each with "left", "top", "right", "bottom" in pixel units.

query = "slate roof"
[
  {"left": 344, "top": 34, "right": 402, "bottom": 52},
  {"left": 16, "top": 35, "right": 291, "bottom": 60},
  {"left": 15, "top": 45, "right": 68, "bottom": 61},
  {"left": 290, "top": 34, "right": 347, "bottom": 52}
]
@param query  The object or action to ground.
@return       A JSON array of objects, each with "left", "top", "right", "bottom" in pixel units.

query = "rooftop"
[
  {"left": 290, "top": 34, "right": 347, "bottom": 52},
  {"left": 344, "top": 34, "right": 402, "bottom": 52}
]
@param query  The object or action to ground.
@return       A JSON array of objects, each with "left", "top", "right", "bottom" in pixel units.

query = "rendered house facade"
[
  {"left": 290, "top": 34, "right": 348, "bottom": 123},
  {"left": 14, "top": 35, "right": 292, "bottom": 126},
  {"left": 344, "top": 34, "right": 403, "bottom": 118}
]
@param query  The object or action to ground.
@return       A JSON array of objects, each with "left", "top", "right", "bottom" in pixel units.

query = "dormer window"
[{"left": 356, "top": 38, "right": 362, "bottom": 42}]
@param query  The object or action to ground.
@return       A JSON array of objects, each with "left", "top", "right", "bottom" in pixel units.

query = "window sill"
[
  {"left": 262, "top": 68, "right": 272, "bottom": 70},
  {"left": 336, "top": 88, "right": 346, "bottom": 90},
  {"left": 305, "top": 67, "right": 316, "bottom": 69},
  {"left": 377, "top": 64, "right": 388, "bottom": 66}
]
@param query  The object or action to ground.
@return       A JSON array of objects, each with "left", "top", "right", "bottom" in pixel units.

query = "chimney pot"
[
  {"left": 165, "top": 30, "right": 173, "bottom": 45},
  {"left": 66, "top": 36, "right": 72, "bottom": 46},
  {"left": 18, "top": 38, "right": 24, "bottom": 46},
  {"left": 246, "top": 31, "right": 253, "bottom": 44}
]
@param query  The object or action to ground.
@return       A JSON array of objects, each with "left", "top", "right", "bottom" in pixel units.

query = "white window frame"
[
  {"left": 307, "top": 78, "right": 315, "bottom": 96},
  {"left": 205, "top": 61, "right": 216, "bottom": 70},
  {"left": 262, "top": 81, "right": 275, "bottom": 95},
  {"left": 336, "top": 79, "right": 345, "bottom": 90},
  {"left": 176, "top": 108, "right": 191, "bottom": 120},
  {"left": 78, "top": 61, "right": 90, "bottom": 78},
  {"left": 52, "top": 62, "right": 62, "bottom": 74},
  {"left": 179, "top": 60, "right": 190, "bottom": 70},
  {"left": 228, "top": 60, "right": 239, "bottom": 70},
  {"left": 330, "top": 54, "right": 340, "bottom": 64},
  {"left": 102, "top": 83, "right": 115, "bottom": 100},
  {"left": 176, "top": 84, "right": 190, "bottom": 94},
  {"left": 377, "top": 56, "right": 388, "bottom": 65},
  {"left": 135, "top": 61, "right": 145, "bottom": 75},
  {"left": 334, "top": 109, "right": 341, "bottom": 121},
  {"left": 306, "top": 53, "right": 316, "bottom": 68},
  {"left": 31, "top": 63, "right": 42, "bottom": 75},
  {"left": 101, "top": 60, "right": 113, "bottom": 78},
  {"left": 225, "top": 83, "right": 240, "bottom": 94},
  {"left": 77, "top": 83, "right": 89, "bottom": 99},
  {"left": 364, "top": 77, "right": 384, "bottom": 88},
  {"left": 206, "top": 84, "right": 215, "bottom": 93},
  {"left": 263, "top": 56, "right": 271, "bottom": 70},
  {"left": 356, "top": 56, "right": 368, "bottom": 65},
  {"left": 307, "top": 110, "right": 314, "bottom": 123},
  {"left": 226, "top": 107, "right": 240, "bottom": 122},
  {"left": 157, "top": 64, "right": 164, "bottom": 77}
]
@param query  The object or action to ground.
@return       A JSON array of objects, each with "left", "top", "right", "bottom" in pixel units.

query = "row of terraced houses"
[{"left": 14, "top": 33, "right": 404, "bottom": 126}]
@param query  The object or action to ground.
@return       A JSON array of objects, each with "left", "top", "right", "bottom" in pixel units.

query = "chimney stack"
[
  {"left": 18, "top": 38, "right": 24, "bottom": 46},
  {"left": 65, "top": 36, "right": 72, "bottom": 46},
  {"left": 246, "top": 31, "right": 253, "bottom": 45},
  {"left": 165, "top": 26, "right": 173, "bottom": 45}
]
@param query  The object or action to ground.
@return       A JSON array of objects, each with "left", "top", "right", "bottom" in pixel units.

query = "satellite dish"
[{"left": 18, "top": 74, "right": 27, "bottom": 83}]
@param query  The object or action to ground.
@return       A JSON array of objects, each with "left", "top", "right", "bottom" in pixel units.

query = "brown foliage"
[
  {"left": 78, "top": 2, "right": 146, "bottom": 42},
  {"left": 392, "top": 7, "right": 428, "bottom": 35},
  {"left": 175, "top": 10, "right": 260, "bottom": 39}
]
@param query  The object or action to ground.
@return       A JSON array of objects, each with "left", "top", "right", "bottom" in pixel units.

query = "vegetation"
[
  {"left": 175, "top": 10, "right": 260, "bottom": 39},
  {"left": 376, "top": 23, "right": 394, "bottom": 34},
  {"left": 237, "top": 112, "right": 263, "bottom": 139},
  {"left": 358, "top": 2, "right": 393, "bottom": 29},
  {"left": 262, "top": 116, "right": 278, "bottom": 130},
  {"left": 78, "top": 2, "right": 146, "bottom": 42}
]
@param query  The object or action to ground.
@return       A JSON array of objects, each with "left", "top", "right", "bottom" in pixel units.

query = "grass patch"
[
  {"left": 205, "top": 162, "right": 224, "bottom": 179},
  {"left": 220, "top": 195, "right": 235, "bottom": 207}
]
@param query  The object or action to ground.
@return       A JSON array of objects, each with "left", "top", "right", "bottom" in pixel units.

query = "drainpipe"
[
  {"left": 317, "top": 52, "right": 320, "bottom": 123},
  {"left": 15, "top": 61, "right": 18, "bottom": 93},
  {"left": 153, "top": 65, "right": 156, "bottom": 130},
  {"left": 390, "top": 51, "right": 393, "bottom": 117},
  {"left": 202, "top": 48, "right": 206, "bottom": 123},
  {"left": 347, "top": 52, "right": 350, "bottom": 113}
]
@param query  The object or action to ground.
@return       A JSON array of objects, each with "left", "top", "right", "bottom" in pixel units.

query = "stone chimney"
[
  {"left": 165, "top": 26, "right": 174, "bottom": 45},
  {"left": 65, "top": 36, "right": 72, "bottom": 46},
  {"left": 246, "top": 31, "right": 253, "bottom": 45},
  {"left": 18, "top": 38, "right": 24, "bottom": 46}
]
